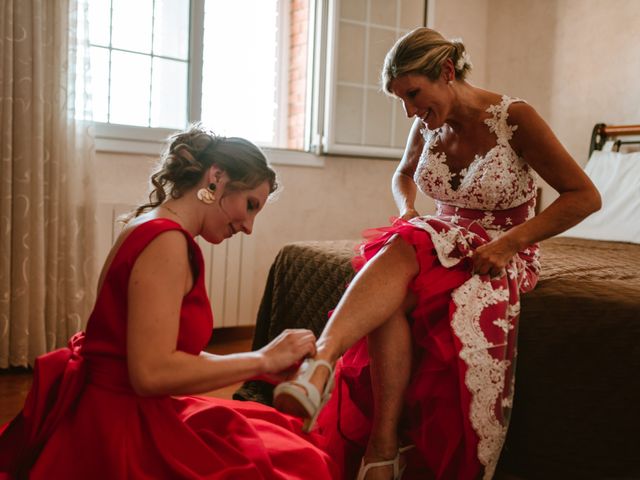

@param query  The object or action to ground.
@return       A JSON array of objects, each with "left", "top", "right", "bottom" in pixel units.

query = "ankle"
[
  {"left": 315, "top": 341, "right": 341, "bottom": 364},
  {"left": 305, "top": 359, "right": 332, "bottom": 390},
  {"left": 364, "top": 438, "right": 399, "bottom": 461}
]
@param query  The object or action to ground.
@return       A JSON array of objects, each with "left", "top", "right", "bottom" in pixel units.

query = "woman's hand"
[
  {"left": 472, "top": 236, "right": 519, "bottom": 277},
  {"left": 257, "top": 329, "right": 317, "bottom": 383}
]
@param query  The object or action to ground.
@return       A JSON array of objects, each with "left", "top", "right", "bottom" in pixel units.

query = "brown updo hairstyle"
[
  {"left": 129, "top": 124, "right": 278, "bottom": 220},
  {"left": 381, "top": 27, "right": 472, "bottom": 95}
]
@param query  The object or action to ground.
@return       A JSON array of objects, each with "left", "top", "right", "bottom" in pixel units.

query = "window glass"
[
  {"left": 87, "top": 0, "right": 111, "bottom": 47},
  {"left": 318, "top": 0, "right": 426, "bottom": 157},
  {"left": 151, "top": 57, "right": 188, "bottom": 129},
  {"left": 111, "top": 0, "right": 153, "bottom": 54},
  {"left": 86, "top": 0, "right": 190, "bottom": 128},
  {"left": 83, "top": 0, "right": 311, "bottom": 154},
  {"left": 110, "top": 50, "right": 152, "bottom": 126},
  {"left": 153, "top": 0, "right": 190, "bottom": 60},
  {"left": 200, "top": 0, "right": 279, "bottom": 145},
  {"left": 88, "top": 46, "right": 110, "bottom": 122}
]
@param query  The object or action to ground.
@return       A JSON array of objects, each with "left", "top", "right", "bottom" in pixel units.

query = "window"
[
  {"left": 201, "top": 0, "right": 282, "bottom": 146},
  {"left": 87, "top": 0, "right": 190, "bottom": 129},
  {"left": 86, "top": 0, "right": 299, "bottom": 153},
  {"left": 309, "top": 0, "right": 427, "bottom": 158},
  {"left": 85, "top": 0, "right": 426, "bottom": 159}
]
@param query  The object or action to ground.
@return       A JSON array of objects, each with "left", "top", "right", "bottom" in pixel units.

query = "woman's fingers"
[
  {"left": 263, "top": 329, "right": 318, "bottom": 373},
  {"left": 472, "top": 255, "right": 504, "bottom": 277},
  {"left": 285, "top": 329, "right": 316, "bottom": 350},
  {"left": 473, "top": 262, "right": 503, "bottom": 277},
  {"left": 488, "top": 267, "right": 502, "bottom": 278},
  {"left": 472, "top": 242, "right": 512, "bottom": 277}
]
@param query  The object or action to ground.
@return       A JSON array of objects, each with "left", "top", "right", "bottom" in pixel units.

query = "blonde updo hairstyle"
[
  {"left": 382, "top": 27, "right": 472, "bottom": 95},
  {"left": 130, "top": 124, "right": 278, "bottom": 219}
]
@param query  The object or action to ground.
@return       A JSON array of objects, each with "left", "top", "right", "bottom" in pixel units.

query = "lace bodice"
[{"left": 414, "top": 95, "right": 537, "bottom": 211}]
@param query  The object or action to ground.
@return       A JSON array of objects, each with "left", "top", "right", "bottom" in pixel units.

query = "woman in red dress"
[
  {"left": 0, "top": 126, "right": 338, "bottom": 479},
  {"left": 273, "top": 28, "right": 601, "bottom": 480}
]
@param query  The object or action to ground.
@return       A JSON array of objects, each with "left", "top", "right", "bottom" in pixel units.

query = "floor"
[{"left": 0, "top": 327, "right": 253, "bottom": 425}]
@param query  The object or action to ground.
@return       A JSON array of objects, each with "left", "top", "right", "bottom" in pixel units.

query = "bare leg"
[
  {"left": 277, "top": 236, "right": 419, "bottom": 416},
  {"left": 361, "top": 297, "right": 415, "bottom": 480},
  {"left": 316, "top": 235, "right": 419, "bottom": 364}
]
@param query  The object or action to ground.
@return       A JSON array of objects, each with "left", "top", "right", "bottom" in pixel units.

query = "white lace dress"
[{"left": 318, "top": 96, "right": 541, "bottom": 480}]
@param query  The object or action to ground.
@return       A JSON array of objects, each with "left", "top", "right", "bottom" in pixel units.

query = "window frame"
[{"left": 308, "top": 0, "right": 427, "bottom": 159}]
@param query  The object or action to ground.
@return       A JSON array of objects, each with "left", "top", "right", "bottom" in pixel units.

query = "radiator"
[{"left": 97, "top": 203, "right": 256, "bottom": 329}]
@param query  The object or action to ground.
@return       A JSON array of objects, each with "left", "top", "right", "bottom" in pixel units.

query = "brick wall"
[{"left": 287, "top": 0, "right": 308, "bottom": 150}]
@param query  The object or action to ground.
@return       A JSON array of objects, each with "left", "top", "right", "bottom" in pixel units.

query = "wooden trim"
[
  {"left": 601, "top": 124, "right": 640, "bottom": 136},
  {"left": 590, "top": 123, "right": 640, "bottom": 156}
]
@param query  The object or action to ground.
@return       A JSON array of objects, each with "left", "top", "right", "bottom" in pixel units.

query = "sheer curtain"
[{"left": 0, "top": 0, "right": 97, "bottom": 368}]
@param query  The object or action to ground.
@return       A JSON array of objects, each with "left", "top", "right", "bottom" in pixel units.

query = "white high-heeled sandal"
[
  {"left": 356, "top": 445, "right": 415, "bottom": 480},
  {"left": 273, "top": 358, "right": 335, "bottom": 432}
]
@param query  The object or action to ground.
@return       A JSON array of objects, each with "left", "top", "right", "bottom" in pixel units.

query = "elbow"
[
  {"left": 391, "top": 170, "right": 404, "bottom": 184},
  {"left": 128, "top": 363, "right": 164, "bottom": 397},
  {"left": 586, "top": 187, "right": 602, "bottom": 215}
]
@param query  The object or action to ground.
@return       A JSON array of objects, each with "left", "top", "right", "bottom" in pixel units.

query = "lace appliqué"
[
  {"left": 414, "top": 96, "right": 537, "bottom": 211},
  {"left": 484, "top": 96, "right": 518, "bottom": 146},
  {"left": 451, "top": 274, "right": 515, "bottom": 480},
  {"left": 409, "top": 216, "right": 479, "bottom": 267},
  {"left": 405, "top": 211, "right": 540, "bottom": 480}
]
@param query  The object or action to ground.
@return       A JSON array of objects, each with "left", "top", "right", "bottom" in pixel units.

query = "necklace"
[{"left": 162, "top": 204, "right": 182, "bottom": 222}]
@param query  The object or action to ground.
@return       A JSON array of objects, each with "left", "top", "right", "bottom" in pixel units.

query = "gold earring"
[{"left": 197, "top": 183, "right": 217, "bottom": 204}]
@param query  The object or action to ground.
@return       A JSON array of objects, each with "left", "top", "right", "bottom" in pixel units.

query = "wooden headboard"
[{"left": 589, "top": 123, "right": 640, "bottom": 156}]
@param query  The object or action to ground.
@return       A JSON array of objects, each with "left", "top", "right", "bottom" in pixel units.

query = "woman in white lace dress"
[{"left": 274, "top": 27, "right": 601, "bottom": 480}]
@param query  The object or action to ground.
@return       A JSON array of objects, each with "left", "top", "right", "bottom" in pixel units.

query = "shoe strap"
[
  {"left": 313, "top": 359, "right": 333, "bottom": 386},
  {"left": 291, "top": 359, "right": 334, "bottom": 407},
  {"left": 357, "top": 451, "right": 400, "bottom": 479},
  {"left": 399, "top": 444, "right": 415, "bottom": 454}
]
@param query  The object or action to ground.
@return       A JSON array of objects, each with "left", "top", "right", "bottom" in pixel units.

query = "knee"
[
  {"left": 388, "top": 291, "right": 417, "bottom": 321},
  {"left": 380, "top": 236, "right": 419, "bottom": 276}
]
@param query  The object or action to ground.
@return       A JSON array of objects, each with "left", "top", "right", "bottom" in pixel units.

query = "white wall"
[
  {"left": 548, "top": 1, "right": 640, "bottom": 161},
  {"left": 430, "top": 0, "right": 490, "bottom": 87},
  {"left": 483, "top": 0, "right": 640, "bottom": 207}
]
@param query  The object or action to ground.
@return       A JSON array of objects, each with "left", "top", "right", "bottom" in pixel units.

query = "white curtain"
[{"left": 0, "top": 0, "right": 97, "bottom": 367}]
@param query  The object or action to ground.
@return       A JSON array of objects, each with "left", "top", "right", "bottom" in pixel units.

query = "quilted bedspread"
[{"left": 234, "top": 236, "right": 640, "bottom": 478}]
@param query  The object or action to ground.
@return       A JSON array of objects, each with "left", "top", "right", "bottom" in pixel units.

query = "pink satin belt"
[{"left": 436, "top": 197, "right": 536, "bottom": 230}]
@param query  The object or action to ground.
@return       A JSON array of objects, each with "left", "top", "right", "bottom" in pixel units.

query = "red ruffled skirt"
[
  {"left": 0, "top": 333, "right": 338, "bottom": 480},
  {"left": 317, "top": 202, "right": 539, "bottom": 480}
]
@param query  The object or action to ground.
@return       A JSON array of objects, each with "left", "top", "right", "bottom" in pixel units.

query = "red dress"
[
  {"left": 0, "top": 219, "right": 338, "bottom": 479},
  {"left": 317, "top": 96, "right": 541, "bottom": 480}
]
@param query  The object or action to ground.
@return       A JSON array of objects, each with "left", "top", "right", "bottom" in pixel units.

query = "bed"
[{"left": 235, "top": 124, "right": 640, "bottom": 479}]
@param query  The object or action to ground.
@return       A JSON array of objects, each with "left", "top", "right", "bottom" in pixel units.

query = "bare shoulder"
[
  {"left": 143, "top": 228, "right": 189, "bottom": 252},
  {"left": 131, "top": 229, "right": 190, "bottom": 280},
  {"left": 507, "top": 100, "right": 543, "bottom": 126},
  {"left": 506, "top": 101, "right": 556, "bottom": 154}
]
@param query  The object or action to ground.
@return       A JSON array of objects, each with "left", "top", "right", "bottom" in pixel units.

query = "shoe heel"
[
  {"left": 301, "top": 383, "right": 330, "bottom": 432},
  {"left": 273, "top": 358, "right": 335, "bottom": 433},
  {"left": 302, "top": 416, "right": 314, "bottom": 432}
]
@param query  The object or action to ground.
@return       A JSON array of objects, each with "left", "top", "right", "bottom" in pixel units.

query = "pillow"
[{"left": 559, "top": 150, "right": 640, "bottom": 244}]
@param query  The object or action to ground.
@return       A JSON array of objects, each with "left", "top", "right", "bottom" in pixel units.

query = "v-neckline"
[
  {"left": 437, "top": 143, "right": 503, "bottom": 191},
  {"left": 424, "top": 96, "right": 513, "bottom": 191}
]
